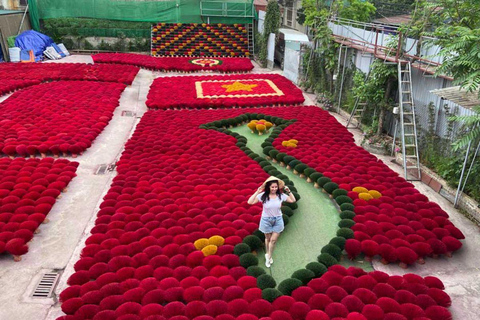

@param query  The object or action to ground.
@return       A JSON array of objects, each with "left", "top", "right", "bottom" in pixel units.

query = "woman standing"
[{"left": 247, "top": 176, "right": 296, "bottom": 267}]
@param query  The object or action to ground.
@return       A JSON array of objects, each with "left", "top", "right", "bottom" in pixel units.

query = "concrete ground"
[{"left": 0, "top": 56, "right": 478, "bottom": 320}]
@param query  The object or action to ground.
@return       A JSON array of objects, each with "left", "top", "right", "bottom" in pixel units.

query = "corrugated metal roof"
[
  {"left": 0, "top": 10, "right": 23, "bottom": 15},
  {"left": 431, "top": 86, "right": 480, "bottom": 110},
  {"left": 372, "top": 14, "right": 412, "bottom": 26},
  {"left": 279, "top": 28, "right": 309, "bottom": 42}
]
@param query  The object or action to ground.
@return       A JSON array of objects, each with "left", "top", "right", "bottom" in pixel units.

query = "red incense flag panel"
[
  {"left": 196, "top": 79, "right": 284, "bottom": 99},
  {"left": 146, "top": 73, "right": 305, "bottom": 109}
]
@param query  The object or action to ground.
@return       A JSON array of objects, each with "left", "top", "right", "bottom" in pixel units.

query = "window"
[{"left": 285, "top": 7, "right": 294, "bottom": 27}]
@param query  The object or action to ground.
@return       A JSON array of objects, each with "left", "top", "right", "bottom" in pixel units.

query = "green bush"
[
  {"left": 284, "top": 201, "right": 298, "bottom": 210},
  {"left": 263, "top": 146, "right": 274, "bottom": 156},
  {"left": 275, "top": 152, "right": 287, "bottom": 163},
  {"left": 268, "top": 169, "right": 281, "bottom": 177},
  {"left": 247, "top": 266, "right": 266, "bottom": 277},
  {"left": 291, "top": 269, "right": 315, "bottom": 285},
  {"left": 254, "top": 156, "right": 264, "bottom": 163},
  {"left": 281, "top": 206, "right": 294, "bottom": 217},
  {"left": 220, "top": 119, "right": 229, "bottom": 127},
  {"left": 317, "top": 253, "right": 338, "bottom": 267},
  {"left": 289, "top": 160, "right": 301, "bottom": 168},
  {"left": 259, "top": 160, "right": 270, "bottom": 167},
  {"left": 323, "top": 182, "right": 339, "bottom": 194},
  {"left": 268, "top": 150, "right": 279, "bottom": 159},
  {"left": 283, "top": 155, "right": 295, "bottom": 164},
  {"left": 304, "top": 168, "right": 316, "bottom": 178},
  {"left": 336, "top": 195, "right": 353, "bottom": 206},
  {"left": 338, "top": 219, "right": 355, "bottom": 228},
  {"left": 306, "top": 262, "right": 328, "bottom": 277},
  {"left": 278, "top": 278, "right": 303, "bottom": 295},
  {"left": 234, "top": 243, "right": 251, "bottom": 256},
  {"left": 329, "top": 236, "right": 346, "bottom": 250},
  {"left": 239, "top": 253, "right": 259, "bottom": 268},
  {"left": 294, "top": 163, "right": 308, "bottom": 174},
  {"left": 236, "top": 141, "right": 246, "bottom": 148},
  {"left": 340, "top": 203, "right": 355, "bottom": 211},
  {"left": 257, "top": 274, "right": 277, "bottom": 289},
  {"left": 332, "top": 189, "right": 348, "bottom": 198},
  {"left": 262, "top": 288, "right": 283, "bottom": 302},
  {"left": 243, "top": 235, "right": 263, "bottom": 251},
  {"left": 321, "top": 244, "right": 342, "bottom": 260},
  {"left": 263, "top": 165, "right": 275, "bottom": 172},
  {"left": 253, "top": 229, "right": 265, "bottom": 242},
  {"left": 290, "top": 191, "right": 300, "bottom": 201},
  {"left": 287, "top": 185, "right": 297, "bottom": 193},
  {"left": 317, "top": 177, "right": 332, "bottom": 188},
  {"left": 310, "top": 172, "right": 323, "bottom": 182},
  {"left": 337, "top": 228, "right": 355, "bottom": 239},
  {"left": 270, "top": 116, "right": 280, "bottom": 124},
  {"left": 340, "top": 210, "right": 355, "bottom": 219}
]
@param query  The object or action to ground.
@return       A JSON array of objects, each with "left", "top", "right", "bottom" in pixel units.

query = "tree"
[
  {"left": 335, "top": 0, "right": 376, "bottom": 22},
  {"left": 406, "top": 1, "right": 480, "bottom": 149},
  {"left": 353, "top": 60, "right": 397, "bottom": 135},
  {"left": 449, "top": 106, "right": 480, "bottom": 151},
  {"left": 259, "top": 0, "right": 281, "bottom": 67}
]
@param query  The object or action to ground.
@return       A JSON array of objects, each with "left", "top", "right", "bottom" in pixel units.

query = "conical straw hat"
[{"left": 261, "top": 176, "right": 285, "bottom": 190}]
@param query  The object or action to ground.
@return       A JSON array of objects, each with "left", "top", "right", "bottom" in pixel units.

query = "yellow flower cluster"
[
  {"left": 282, "top": 139, "right": 298, "bottom": 148},
  {"left": 247, "top": 120, "right": 273, "bottom": 135},
  {"left": 352, "top": 186, "right": 382, "bottom": 201},
  {"left": 194, "top": 235, "right": 226, "bottom": 256}
]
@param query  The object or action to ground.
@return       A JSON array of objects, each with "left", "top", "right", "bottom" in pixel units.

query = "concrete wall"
[{"left": 0, "top": 11, "right": 31, "bottom": 60}]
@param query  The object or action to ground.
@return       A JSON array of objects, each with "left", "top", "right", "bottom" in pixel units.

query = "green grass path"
[
  {"left": 230, "top": 125, "right": 373, "bottom": 282},
  {"left": 231, "top": 126, "right": 354, "bottom": 282}
]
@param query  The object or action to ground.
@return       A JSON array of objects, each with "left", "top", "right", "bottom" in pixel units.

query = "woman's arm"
[
  {"left": 247, "top": 187, "right": 264, "bottom": 205},
  {"left": 284, "top": 186, "right": 296, "bottom": 203}
]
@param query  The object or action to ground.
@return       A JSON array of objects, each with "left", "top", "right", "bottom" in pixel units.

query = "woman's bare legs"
[
  {"left": 268, "top": 232, "right": 280, "bottom": 263},
  {"left": 264, "top": 233, "right": 272, "bottom": 258}
]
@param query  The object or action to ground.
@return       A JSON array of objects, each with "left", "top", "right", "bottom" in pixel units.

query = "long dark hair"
[{"left": 261, "top": 180, "right": 282, "bottom": 203}]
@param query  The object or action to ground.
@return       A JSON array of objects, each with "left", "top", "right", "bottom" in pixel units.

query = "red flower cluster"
[
  {"left": 92, "top": 53, "right": 254, "bottom": 73},
  {"left": 146, "top": 74, "right": 305, "bottom": 109},
  {"left": 57, "top": 109, "right": 270, "bottom": 319},
  {"left": 57, "top": 107, "right": 455, "bottom": 320},
  {"left": 0, "top": 81, "right": 126, "bottom": 158},
  {"left": 0, "top": 63, "right": 139, "bottom": 87},
  {"left": 0, "top": 158, "right": 78, "bottom": 257},
  {"left": 271, "top": 106, "right": 464, "bottom": 265},
  {"left": 151, "top": 23, "right": 250, "bottom": 57},
  {"left": 0, "top": 79, "right": 41, "bottom": 96},
  {"left": 300, "top": 265, "right": 452, "bottom": 320}
]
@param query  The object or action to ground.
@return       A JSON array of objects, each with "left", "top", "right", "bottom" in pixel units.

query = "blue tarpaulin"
[{"left": 14, "top": 30, "right": 54, "bottom": 61}]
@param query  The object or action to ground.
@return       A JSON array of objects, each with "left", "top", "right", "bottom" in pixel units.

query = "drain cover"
[
  {"left": 95, "top": 164, "right": 108, "bottom": 175},
  {"left": 31, "top": 271, "right": 60, "bottom": 299},
  {"left": 121, "top": 110, "right": 136, "bottom": 117}
]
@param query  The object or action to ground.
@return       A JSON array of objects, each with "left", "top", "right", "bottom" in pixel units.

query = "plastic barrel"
[{"left": 9, "top": 47, "right": 21, "bottom": 62}]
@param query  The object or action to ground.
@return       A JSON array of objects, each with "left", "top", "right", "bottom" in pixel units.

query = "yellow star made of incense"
[{"left": 222, "top": 81, "right": 258, "bottom": 92}]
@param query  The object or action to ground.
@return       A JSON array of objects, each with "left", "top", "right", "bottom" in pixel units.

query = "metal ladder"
[
  {"left": 346, "top": 70, "right": 371, "bottom": 129},
  {"left": 397, "top": 61, "right": 421, "bottom": 181},
  {"left": 246, "top": 23, "right": 254, "bottom": 56}
]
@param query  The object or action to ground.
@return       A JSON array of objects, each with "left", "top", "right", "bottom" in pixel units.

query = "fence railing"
[{"left": 200, "top": 0, "right": 254, "bottom": 18}]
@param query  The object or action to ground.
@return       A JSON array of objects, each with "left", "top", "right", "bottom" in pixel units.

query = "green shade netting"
[{"left": 34, "top": 0, "right": 254, "bottom": 24}]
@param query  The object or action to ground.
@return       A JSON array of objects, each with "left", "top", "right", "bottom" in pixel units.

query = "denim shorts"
[{"left": 259, "top": 216, "right": 284, "bottom": 234}]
